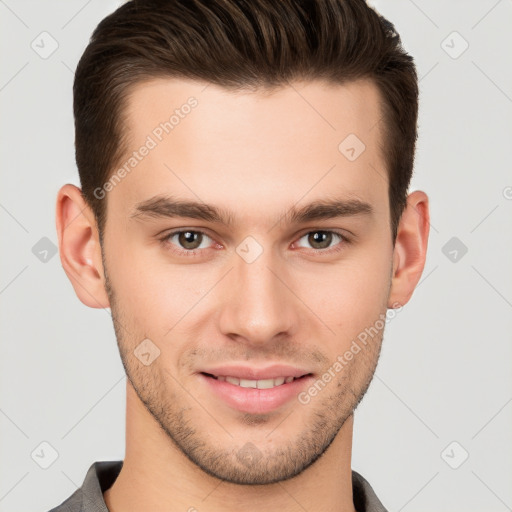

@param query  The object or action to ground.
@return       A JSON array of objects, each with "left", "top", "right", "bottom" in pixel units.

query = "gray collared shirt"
[{"left": 47, "top": 460, "right": 388, "bottom": 512}]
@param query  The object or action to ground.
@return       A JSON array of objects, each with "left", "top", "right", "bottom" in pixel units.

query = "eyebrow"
[{"left": 130, "top": 194, "right": 374, "bottom": 226}]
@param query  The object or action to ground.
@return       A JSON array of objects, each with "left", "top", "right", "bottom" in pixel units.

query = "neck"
[{"left": 104, "top": 382, "right": 357, "bottom": 512}]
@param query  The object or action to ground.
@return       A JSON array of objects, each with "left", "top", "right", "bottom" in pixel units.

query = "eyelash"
[{"left": 158, "top": 229, "right": 351, "bottom": 258}]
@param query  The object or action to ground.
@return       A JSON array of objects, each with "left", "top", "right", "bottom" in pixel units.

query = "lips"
[
  {"left": 197, "top": 364, "right": 314, "bottom": 414},
  {"left": 199, "top": 364, "right": 311, "bottom": 381}
]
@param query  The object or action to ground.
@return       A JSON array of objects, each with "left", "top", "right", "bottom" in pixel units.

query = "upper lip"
[{"left": 200, "top": 364, "right": 312, "bottom": 380}]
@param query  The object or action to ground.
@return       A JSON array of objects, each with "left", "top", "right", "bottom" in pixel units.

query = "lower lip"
[{"left": 198, "top": 373, "right": 314, "bottom": 414}]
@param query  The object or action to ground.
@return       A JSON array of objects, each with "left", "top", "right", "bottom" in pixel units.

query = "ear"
[
  {"left": 388, "top": 190, "right": 430, "bottom": 308},
  {"left": 55, "top": 184, "right": 110, "bottom": 309}
]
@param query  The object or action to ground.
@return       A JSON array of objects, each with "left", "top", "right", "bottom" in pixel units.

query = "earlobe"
[
  {"left": 55, "top": 184, "right": 110, "bottom": 309},
  {"left": 387, "top": 190, "right": 430, "bottom": 308}
]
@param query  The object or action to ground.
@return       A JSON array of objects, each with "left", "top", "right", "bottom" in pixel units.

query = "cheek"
[
  {"left": 302, "top": 251, "right": 391, "bottom": 345},
  {"left": 106, "top": 240, "right": 210, "bottom": 340}
]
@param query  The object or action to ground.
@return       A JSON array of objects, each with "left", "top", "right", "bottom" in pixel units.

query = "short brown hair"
[{"left": 73, "top": 0, "right": 418, "bottom": 243}]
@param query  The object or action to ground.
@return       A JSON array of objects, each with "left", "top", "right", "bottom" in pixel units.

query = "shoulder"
[
  {"left": 352, "top": 469, "right": 389, "bottom": 512},
  {"left": 45, "top": 460, "right": 123, "bottom": 512}
]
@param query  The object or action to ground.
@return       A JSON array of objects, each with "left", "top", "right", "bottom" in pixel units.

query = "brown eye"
[
  {"left": 161, "top": 230, "right": 213, "bottom": 255},
  {"left": 177, "top": 231, "right": 203, "bottom": 250},
  {"left": 294, "top": 230, "right": 346, "bottom": 253},
  {"left": 308, "top": 231, "right": 334, "bottom": 249}
]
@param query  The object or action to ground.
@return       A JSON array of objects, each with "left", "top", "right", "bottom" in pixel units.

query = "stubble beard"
[{"left": 103, "top": 260, "right": 385, "bottom": 485}]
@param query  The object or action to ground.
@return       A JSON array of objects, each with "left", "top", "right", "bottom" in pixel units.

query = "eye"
[
  {"left": 160, "top": 229, "right": 214, "bottom": 256},
  {"left": 293, "top": 230, "right": 348, "bottom": 253},
  {"left": 159, "top": 228, "right": 350, "bottom": 258}
]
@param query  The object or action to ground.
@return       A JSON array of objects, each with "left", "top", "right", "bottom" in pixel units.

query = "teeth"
[
  {"left": 215, "top": 375, "right": 298, "bottom": 389},
  {"left": 257, "top": 379, "right": 275, "bottom": 389},
  {"left": 239, "top": 379, "right": 258, "bottom": 388}
]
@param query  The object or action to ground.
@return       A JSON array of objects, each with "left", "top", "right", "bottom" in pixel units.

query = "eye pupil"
[
  {"left": 309, "top": 231, "right": 332, "bottom": 249},
  {"left": 179, "top": 231, "right": 202, "bottom": 249}
]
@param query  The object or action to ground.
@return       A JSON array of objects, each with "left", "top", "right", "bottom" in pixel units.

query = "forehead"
[
  {"left": 123, "top": 77, "right": 385, "bottom": 150},
  {"left": 108, "top": 77, "right": 388, "bottom": 226}
]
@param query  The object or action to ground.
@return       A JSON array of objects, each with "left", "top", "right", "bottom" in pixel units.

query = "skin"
[{"left": 56, "top": 77, "right": 429, "bottom": 512}]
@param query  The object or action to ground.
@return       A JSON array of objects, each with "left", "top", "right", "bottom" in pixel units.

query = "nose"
[{"left": 217, "top": 244, "right": 299, "bottom": 347}]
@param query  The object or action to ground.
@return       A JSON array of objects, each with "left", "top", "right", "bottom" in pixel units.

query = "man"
[{"left": 51, "top": 0, "right": 429, "bottom": 511}]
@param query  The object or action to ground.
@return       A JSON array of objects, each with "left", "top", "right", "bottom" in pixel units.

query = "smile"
[
  {"left": 199, "top": 372, "right": 314, "bottom": 414},
  {"left": 202, "top": 373, "right": 305, "bottom": 389}
]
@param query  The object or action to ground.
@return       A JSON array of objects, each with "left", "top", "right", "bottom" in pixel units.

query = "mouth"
[
  {"left": 198, "top": 369, "right": 315, "bottom": 414},
  {"left": 200, "top": 372, "right": 312, "bottom": 389}
]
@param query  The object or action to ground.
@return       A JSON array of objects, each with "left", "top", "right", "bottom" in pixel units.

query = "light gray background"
[{"left": 1, "top": 1, "right": 511, "bottom": 511}]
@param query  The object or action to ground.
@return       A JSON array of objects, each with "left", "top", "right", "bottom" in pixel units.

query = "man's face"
[{"left": 101, "top": 78, "right": 395, "bottom": 484}]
